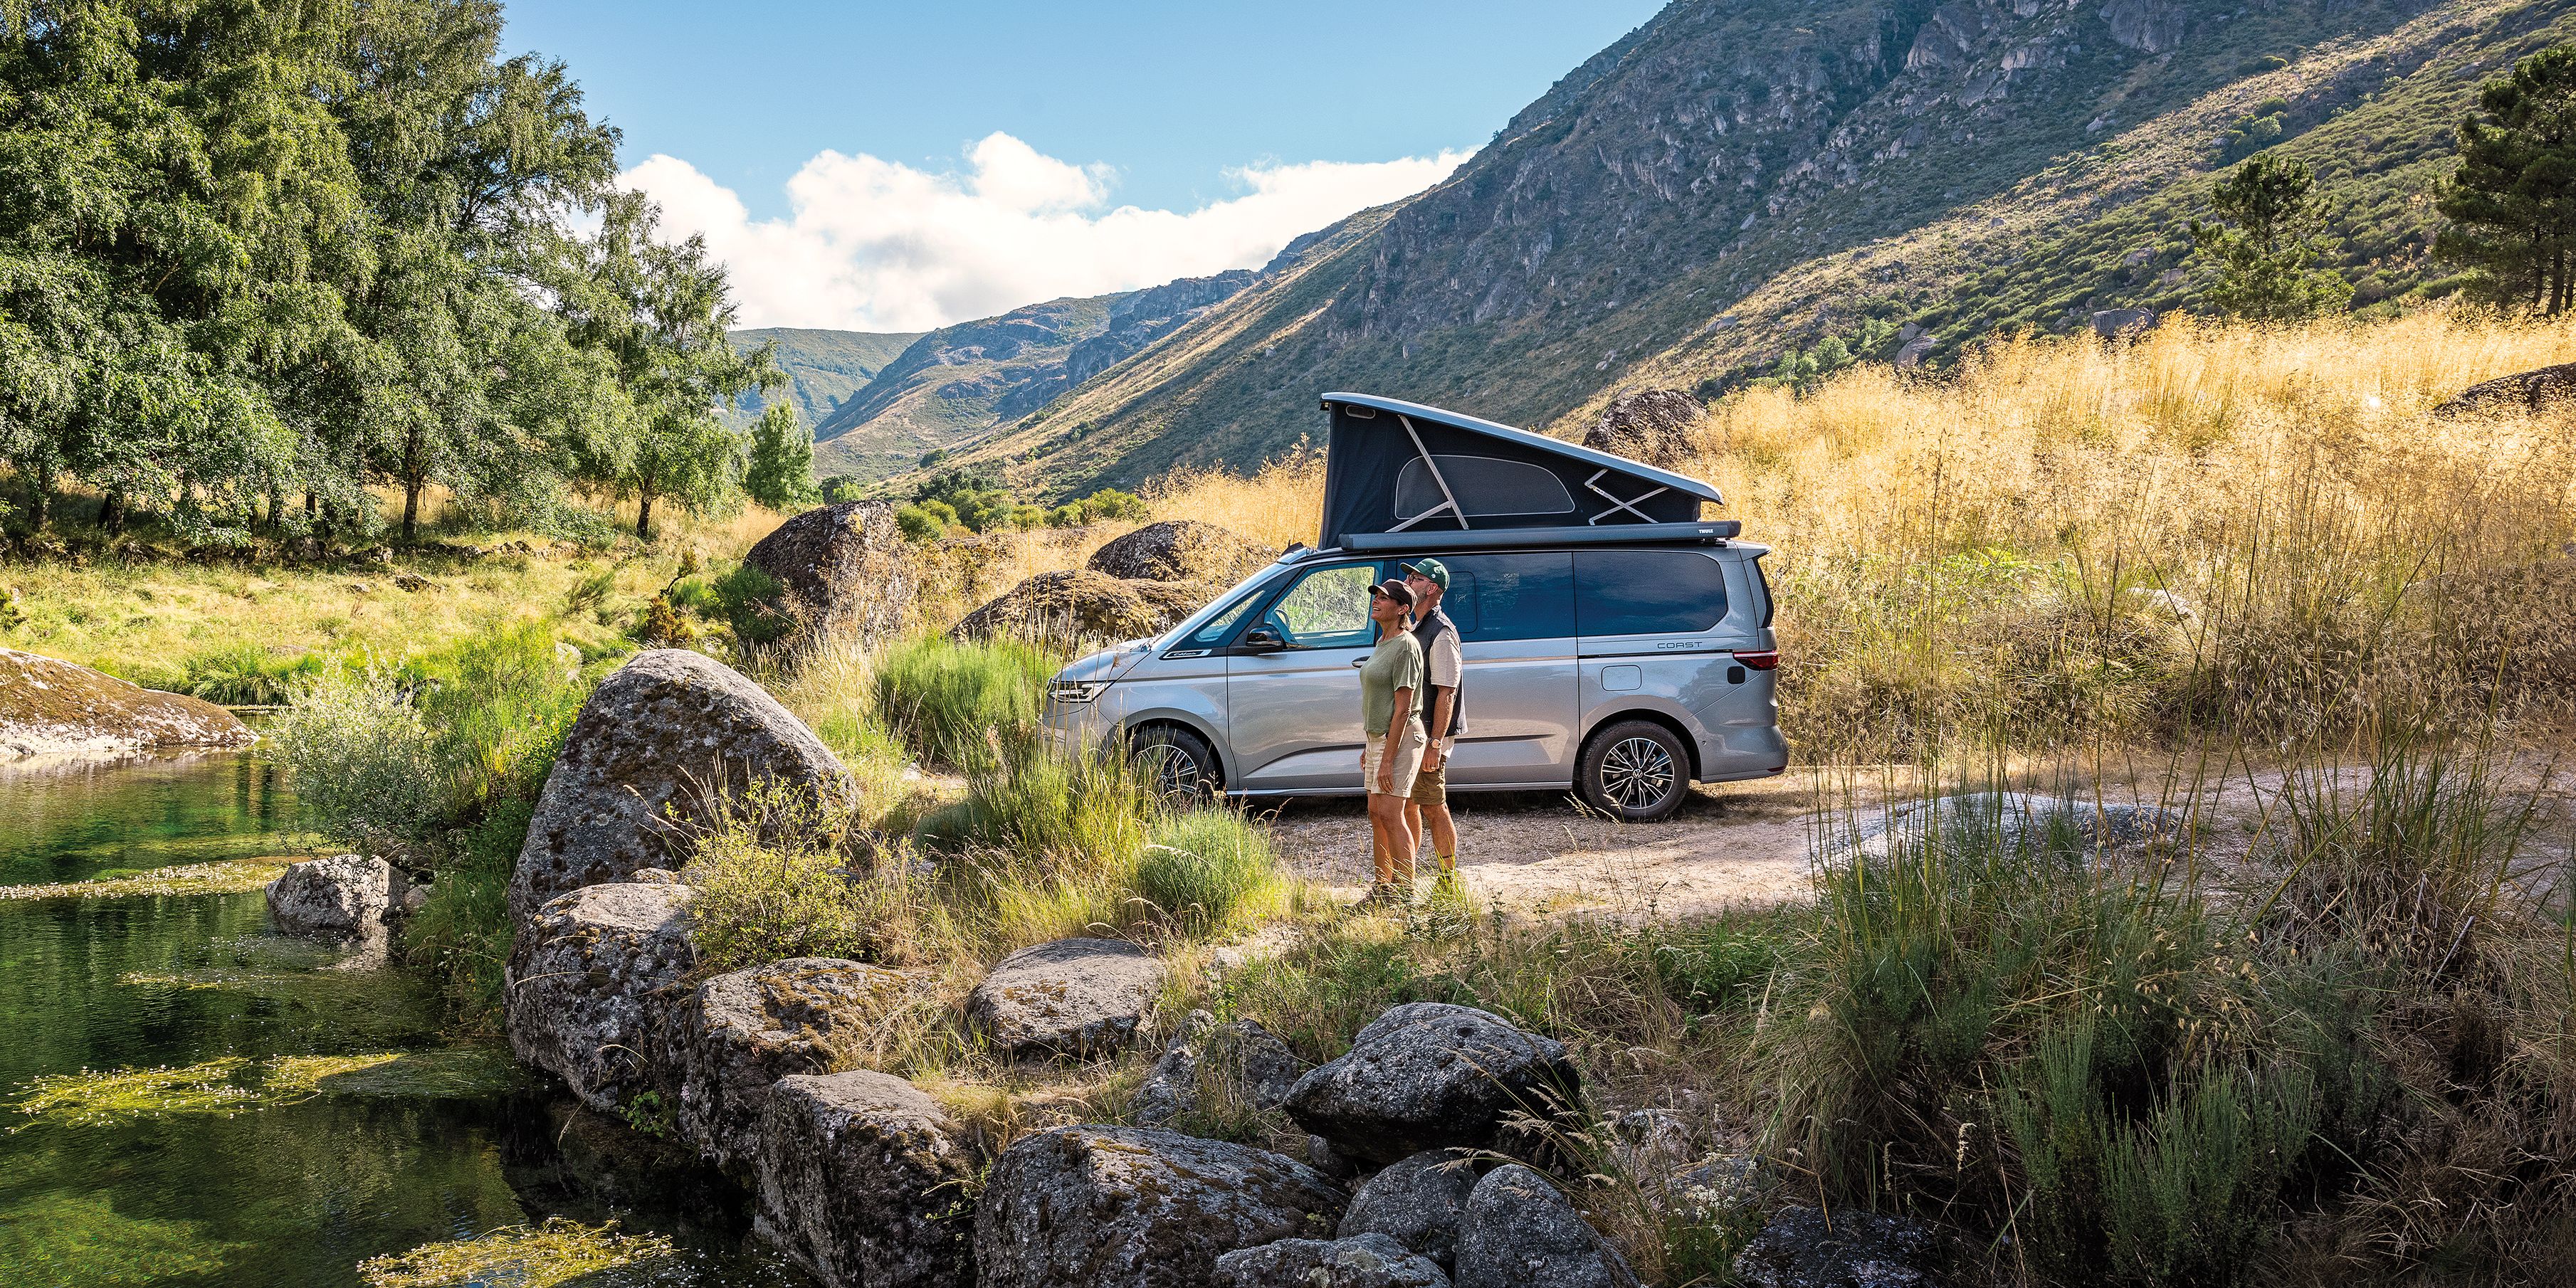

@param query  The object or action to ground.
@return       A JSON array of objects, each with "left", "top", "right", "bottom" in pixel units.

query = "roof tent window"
[{"left": 1394, "top": 455, "right": 1575, "bottom": 524}]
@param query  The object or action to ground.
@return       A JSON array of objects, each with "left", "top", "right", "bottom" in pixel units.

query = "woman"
[{"left": 1358, "top": 577, "right": 1427, "bottom": 903}]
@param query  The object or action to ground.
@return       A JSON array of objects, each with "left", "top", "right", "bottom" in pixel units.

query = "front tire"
[
  {"left": 1132, "top": 724, "right": 1221, "bottom": 800},
  {"left": 1576, "top": 719, "right": 1691, "bottom": 821}
]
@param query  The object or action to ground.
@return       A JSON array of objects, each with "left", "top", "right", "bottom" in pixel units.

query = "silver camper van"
[{"left": 1041, "top": 394, "right": 1786, "bottom": 822}]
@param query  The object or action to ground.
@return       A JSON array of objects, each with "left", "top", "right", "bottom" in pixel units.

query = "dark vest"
[{"left": 1410, "top": 609, "right": 1463, "bottom": 737}]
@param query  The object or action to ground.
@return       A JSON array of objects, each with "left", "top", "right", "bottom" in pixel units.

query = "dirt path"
[{"left": 1263, "top": 776, "right": 1826, "bottom": 918}]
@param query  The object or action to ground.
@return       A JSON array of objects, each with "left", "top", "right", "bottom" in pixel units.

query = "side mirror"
[{"left": 1240, "top": 625, "right": 1285, "bottom": 651}]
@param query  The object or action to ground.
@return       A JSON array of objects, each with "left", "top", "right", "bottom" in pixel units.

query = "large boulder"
[
  {"left": 1086, "top": 520, "right": 1270, "bottom": 584},
  {"left": 1216, "top": 1233, "right": 1450, "bottom": 1288},
  {"left": 669, "top": 958, "right": 914, "bottom": 1171},
  {"left": 503, "top": 882, "right": 696, "bottom": 1112},
  {"left": 509, "top": 648, "right": 851, "bottom": 922},
  {"left": 1339, "top": 1149, "right": 1482, "bottom": 1271},
  {"left": 265, "top": 854, "right": 405, "bottom": 941},
  {"left": 1831, "top": 792, "right": 2179, "bottom": 862},
  {"left": 742, "top": 500, "right": 916, "bottom": 644},
  {"left": 967, "top": 938, "right": 1167, "bottom": 1060},
  {"left": 1452, "top": 1164, "right": 1640, "bottom": 1288},
  {"left": 1581, "top": 390, "right": 1702, "bottom": 468},
  {"left": 1135, "top": 1010, "right": 1310, "bottom": 1127},
  {"left": 950, "top": 570, "right": 1205, "bottom": 645},
  {"left": 1731, "top": 1205, "right": 1946, "bottom": 1288},
  {"left": 1, "top": 648, "right": 253, "bottom": 759},
  {"left": 974, "top": 1124, "right": 1347, "bottom": 1288},
  {"left": 2435, "top": 361, "right": 2576, "bottom": 417},
  {"left": 1284, "top": 1003, "right": 1581, "bottom": 1166},
  {"left": 756, "top": 1070, "right": 977, "bottom": 1288}
]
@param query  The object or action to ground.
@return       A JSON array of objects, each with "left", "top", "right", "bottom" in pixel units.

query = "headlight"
[{"left": 1048, "top": 679, "right": 1108, "bottom": 704}]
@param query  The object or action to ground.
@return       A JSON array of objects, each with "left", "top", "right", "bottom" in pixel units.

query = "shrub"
[
  {"left": 872, "top": 633, "right": 1058, "bottom": 770},
  {"left": 894, "top": 503, "right": 946, "bottom": 542},
  {"left": 709, "top": 561, "right": 793, "bottom": 647},
  {"left": 180, "top": 642, "right": 325, "bottom": 705},
  {"left": 685, "top": 781, "right": 882, "bottom": 971},
  {"left": 1137, "top": 808, "right": 1281, "bottom": 931},
  {"left": 269, "top": 670, "right": 443, "bottom": 853}
]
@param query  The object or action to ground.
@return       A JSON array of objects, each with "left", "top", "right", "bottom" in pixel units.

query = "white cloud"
[{"left": 624, "top": 133, "right": 1469, "bottom": 332}]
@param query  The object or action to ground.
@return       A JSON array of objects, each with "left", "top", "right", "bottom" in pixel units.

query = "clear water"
[{"left": 0, "top": 750, "right": 808, "bottom": 1288}]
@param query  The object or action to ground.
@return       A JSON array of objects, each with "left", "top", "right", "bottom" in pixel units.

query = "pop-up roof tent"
[{"left": 1315, "top": 392, "right": 1735, "bottom": 553}]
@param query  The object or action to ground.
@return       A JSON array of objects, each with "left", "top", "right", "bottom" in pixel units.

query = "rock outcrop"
[
  {"left": 974, "top": 1124, "right": 1347, "bottom": 1288},
  {"left": 1, "top": 648, "right": 253, "bottom": 759},
  {"left": 1085, "top": 521, "right": 1270, "bottom": 584},
  {"left": 265, "top": 854, "right": 405, "bottom": 942},
  {"left": 950, "top": 570, "right": 1204, "bottom": 645},
  {"left": 669, "top": 958, "right": 913, "bottom": 1171},
  {"left": 967, "top": 937, "right": 1167, "bottom": 1060},
  {"left": 1285, "top": 1003, "right": 1580, "bottom": 1166},
  {"left": 1732, "top": 1205, "right": 1946, "bottom": 1288},
  {"left": 2435, "top": 361, "right": 2576, "bottom": 417},
  {"left": 509, "top": 648, "right": 851, "bottom": 922},
  {"left": 1339, "top": 1149, "right": 1482, "bottom": 1271},
  {"left": 742, "top": 501, "right": 916, "bottom": 645},
  {"left": 1215, "top": 1233, "right": 1451, "bottom": 1288},
  {"left": 1452, "top": 1164, "right": 1640, "bottom": 1288},
  {"left": 757, "top": 1070, "right": 977, "bottom": 1288},
  {"left": 504, "top": 882, "right": 697, "bottom": 1113},
  {"left": 1581, "top": 390, "right": 1703, "bottom": 467},
  {"left": 1835, "top": 792, "right": 2180, "bottom": 862},
  {"left": 1136, "top": 1010, "right": 1309, "bottom": 1127}
]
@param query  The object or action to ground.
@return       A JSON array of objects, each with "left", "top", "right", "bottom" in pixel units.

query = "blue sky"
[{"left": 501, "top": 0, "right": 1666, "bottom": 331}]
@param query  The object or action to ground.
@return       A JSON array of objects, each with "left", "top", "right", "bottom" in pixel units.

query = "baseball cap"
[
  {"left": 1400, "top": 558, "right": 1449, "bottom": 591},
  {"left": 1370, "top": 579, "right": 1416, "bottom": 608}
]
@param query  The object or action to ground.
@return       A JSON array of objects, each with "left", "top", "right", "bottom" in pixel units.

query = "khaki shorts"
[
  {"left": 1409, "top": 755, "right": 1447, "bottom": 808},
  {"left": 1360, "top": 720, "right": 1426, "bottom": 796}
]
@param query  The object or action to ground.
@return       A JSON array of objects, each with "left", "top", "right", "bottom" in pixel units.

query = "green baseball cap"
[{"left": 1400, "top": 558, "right": 1449, "bottom": 591}]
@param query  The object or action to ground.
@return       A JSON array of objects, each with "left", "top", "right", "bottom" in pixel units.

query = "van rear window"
[{"left": 1574, "top": 551, "right": 1728, "bottom": 636}]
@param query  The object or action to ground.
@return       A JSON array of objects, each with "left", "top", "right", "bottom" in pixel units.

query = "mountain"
[
  {"left": 912, "top": 0, "right": 2562, "bottom": 500},
  {"left": 802, "top": 269, "right": 1264, "bottom": 485},
  {"left": 727, "top": 327, "right": 922, "bottom": 432}
]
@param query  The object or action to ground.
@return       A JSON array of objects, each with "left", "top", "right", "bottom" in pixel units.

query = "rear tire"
[
  {"left": 1132, "top": 724, "right": 1222, "bottom": 799},
  {"left": 1575, "top": 719, "right": 1691, "bottom": 822}
]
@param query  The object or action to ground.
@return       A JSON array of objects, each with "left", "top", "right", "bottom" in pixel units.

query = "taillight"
[{"left": 1733, "top": 649, "right": 1779, "bottom": 670}]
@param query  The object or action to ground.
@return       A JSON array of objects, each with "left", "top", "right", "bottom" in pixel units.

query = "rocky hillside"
[
  {"left": 910, "top": 0, "right": 2562, "bottom": 499},
  {"left": 804, "top": 268, "right": 1266, "bottom": 484},
  {"left": 726, "top": 327, "right": 920, "bottom": 431}
]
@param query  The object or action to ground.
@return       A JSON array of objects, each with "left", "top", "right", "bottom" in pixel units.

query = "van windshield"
[{"left": 1176, "top": 567, "right": 1285, "bottom": 647}]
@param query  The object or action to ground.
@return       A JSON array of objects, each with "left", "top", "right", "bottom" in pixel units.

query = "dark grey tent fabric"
[{"left": 1316, "top": 393, "right": 1723, "bottom": 550}]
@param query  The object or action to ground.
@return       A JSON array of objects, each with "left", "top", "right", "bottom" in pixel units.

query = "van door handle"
[{"left": 1350, "top": 659, "right": 1367, "bottom": 669}]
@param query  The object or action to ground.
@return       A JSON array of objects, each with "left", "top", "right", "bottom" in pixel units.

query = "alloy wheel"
[{"left": 1599, "top": 736, "right": 1676, "bottom": 811}]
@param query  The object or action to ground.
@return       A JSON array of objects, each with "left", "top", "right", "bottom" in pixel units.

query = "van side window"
[
  {"left": 1264, "top": 563, "right": 1380, "bottom": 648},
  {"left": 1574, "top": 550, "right": 1728, "bottom": 635},
  {"left": 1438, "top": 552, "right": 1574, "bottom": 642}
]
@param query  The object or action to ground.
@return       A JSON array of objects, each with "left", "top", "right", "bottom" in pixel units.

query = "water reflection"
[{"left": 0, "top": 751, "right": 806, "bottom": 1287}]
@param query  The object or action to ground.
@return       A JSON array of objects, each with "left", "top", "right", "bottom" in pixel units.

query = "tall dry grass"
[{"left": 1666, "top": 311, "right": 2576, "bottom": 754}]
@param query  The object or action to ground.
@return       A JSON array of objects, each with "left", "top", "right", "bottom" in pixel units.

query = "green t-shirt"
[{"left": 1360, "top": 629, "right": 1424, "bottom": 737}]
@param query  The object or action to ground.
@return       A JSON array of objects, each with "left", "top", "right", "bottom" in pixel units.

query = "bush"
[
  {"left": 685, "top": 781, "right": 883, "bottom": 971},
  {"left": 710, "top": 561, "right": 794, "bottom": 646},
  {"left": 872, "top": 633, "right": 1058, "bottom": 770},
  {"left": 895, "top": 502, "right": 948, "bottom": 542},
  {"left": 179, "top": 642, "right": 326, "bottom": 704},
  {"left": 1137, "top": 808, "right": 1280, "bottom": 931},
  {"left": 269, "top": 670, "right": 443, "bottom": 853}
]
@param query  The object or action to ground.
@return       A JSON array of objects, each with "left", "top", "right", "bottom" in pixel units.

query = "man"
[{"left": 1401, "top": 559, "right": 1461, "bottom": 877}]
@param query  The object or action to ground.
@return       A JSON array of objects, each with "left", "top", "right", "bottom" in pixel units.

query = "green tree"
[
  {"left": 2436, "top": 44, "right": 2576, "bottom": 313},
  {"left": 743, "top": 401, "right": 818, "bottom": 512},
  {"left": 550, "top": 191, "right": 778, "bottom": 539},
  {"left": 2189, "top": 156, "right": 2353, "bottom": 322}
]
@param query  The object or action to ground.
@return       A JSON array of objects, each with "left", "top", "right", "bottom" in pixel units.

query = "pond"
[{"left": 0, "top": 749, "right": 807, "bottom": 1288}]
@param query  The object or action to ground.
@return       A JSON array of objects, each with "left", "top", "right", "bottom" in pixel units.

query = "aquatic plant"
[
  {"left": 0, "top": 858, "right": 290, "bottom": 902},
  {"left": 0, "top": 1192, "right": 245, "bottom": 1286},
  {"left": 357, "top": 1218, "right": 675, "bottom": 1288},
  {"left": 11, "top": 1059, "right": 261, "bottom": 1127}
]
